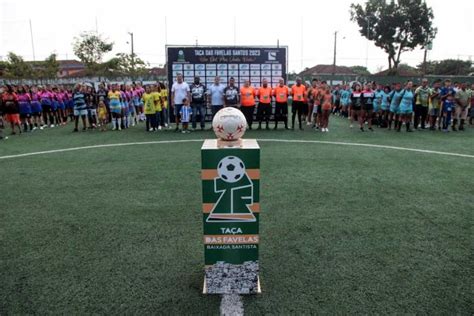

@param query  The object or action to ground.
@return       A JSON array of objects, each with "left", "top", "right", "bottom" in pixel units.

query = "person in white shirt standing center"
[
  {"left": 171, "top": 73, "right": 191, "bottom": 132},
  {"left": 207, "top": 76, "right": 225, "bottom": 121}
]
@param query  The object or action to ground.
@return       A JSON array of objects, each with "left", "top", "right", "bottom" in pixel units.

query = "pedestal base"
[{"left": 203, "top": 276, "right": 261, "bottom": 295}]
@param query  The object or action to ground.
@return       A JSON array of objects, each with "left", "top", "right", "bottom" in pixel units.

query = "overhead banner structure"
[{"left": 166, "top": 46, "right": 288, "bottom": 87}]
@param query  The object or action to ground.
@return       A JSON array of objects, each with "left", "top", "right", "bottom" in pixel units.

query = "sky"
[{"left": 0, "top": 0, "right": 472, "bottom": 73}]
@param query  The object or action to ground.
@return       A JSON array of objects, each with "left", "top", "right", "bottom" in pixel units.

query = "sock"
[{"left": 406, "top": 122, "right": 410, "bottom": 131}]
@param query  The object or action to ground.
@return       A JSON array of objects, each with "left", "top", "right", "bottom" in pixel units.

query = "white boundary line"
[
  {"left": 220, "top": 294, "right": 244, "bottom": 316},
  {"left": 0, "top": 138, "right": 473, "bottom": 160}
]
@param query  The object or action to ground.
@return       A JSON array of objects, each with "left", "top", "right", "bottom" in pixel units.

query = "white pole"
[
  {"left": 365, "top": 17, "right": 370, "bottom": 70},
  {"left": 29, "top": 19, "right": 36, "bottom": 61}
]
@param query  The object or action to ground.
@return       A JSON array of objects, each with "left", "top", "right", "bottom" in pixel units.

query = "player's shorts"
[
  {"left": 429, "top": 108, "right": 439, "bottom": 116},
  {"left": 302, "top": 103, "right": 309, "bottom": 115},
  {"left": 109, "top": 100, "right": 122, "bottom": 114},
  {"left": 389, "top": 104, "right": 399, "bottom": 114},
  {"left": 6, "top": 114, "right": 21, "bottom": 124},
  {"left": 133, "top": 97, "right": 140, "bottom": 106},
  {"left": 74, "top": 109, "right": 88, "bottom": 116},
  {"left": 442, "top": 104, "right": 452, "bottom": 113},
  {"left": 362, "top": 104, "right": 374, "bottom": 111},
  {"left": 174, "top": 104, "right": 184, "bottom": 116},
  {"left": 291, "top": 101, "right": 305, "bottom": 114},
  {"left": 57, "top": 102, "right": 65, "bottom": 110},
  {"left": 351, "top": 105, "right": 361, "bottom": 112},
  {"left": 399, "top": 103, "right": 413, "bottom": 114},
  {"left": 51, "top": 101, "right": 59, "bottom": 111},
  {"left": 322, "top": 104, "right": 332, "bottom": 111},
  {"left": 20, "top": 113, "right": 31, "bottom": 119},
  {"left": 380, "top": 103, "right": 389, "bottom": 111},
  {"left": 19, "top": 102, "right": 32, "bottom": 115},
  {"left": 88, "top": 108, "right": 97, "bottom": 117},
  {"left": 31, "top": 101, "right": 42, "bottom": 113},
  {"left": 41, "top": 101, "right": 52, "bottom": 112}
]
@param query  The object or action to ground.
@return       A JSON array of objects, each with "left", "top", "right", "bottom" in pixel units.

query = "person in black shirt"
[
  {"left": 361, "top": 82, "right": 375, "bottom": 131},
  {"left": 224, "top": 77, "right": 240, "bottom": 108},
  {"left": 190, "top": 77, "right": 207, "bottom": 130},
  {"left": 350, "top": 84, "right": 363, "bottom": 129}
]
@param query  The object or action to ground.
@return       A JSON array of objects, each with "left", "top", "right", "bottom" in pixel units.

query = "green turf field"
[{"left": 1, "top": 116, "right": 473, "bottom": 314}]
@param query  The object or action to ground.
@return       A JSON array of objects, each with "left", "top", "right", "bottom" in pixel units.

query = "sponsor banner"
[{"left": 167, "top": 46, "right": 287, "bottom": 90}]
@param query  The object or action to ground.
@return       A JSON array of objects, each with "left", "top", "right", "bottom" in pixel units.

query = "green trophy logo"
[
  {"left": 177, "top": 50, "right": 186, "bottom": 62},
  {"left": 207, "top": 156, "right": 256, "bottom": 222}
]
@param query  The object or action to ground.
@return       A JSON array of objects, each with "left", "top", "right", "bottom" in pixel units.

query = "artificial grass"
[{"left": 0, "top": 117, "right": 472, "bottom": 314}]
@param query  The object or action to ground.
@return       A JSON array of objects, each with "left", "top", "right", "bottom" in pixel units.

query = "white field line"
[
  {"left": 0, "top": 138, "right": 473, "bottom": 160},
  {"left": 220, "top": 294, "right": 244, "bottom": 316}
]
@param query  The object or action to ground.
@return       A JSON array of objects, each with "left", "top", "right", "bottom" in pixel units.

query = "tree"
[
  {"left": 4, "top": 52, "right": 33, "bottom": 79},
  {"left": 350, "top": 65, "right": 371, "bottom": 76},
  {"left": 97, "top": 53, "right": 149, "bottom": 78},
  {"left": 72, "top": 31, "right": 113, "bottom": 75},
  {"left": 350, "top": 0, "right": 437, "bottom": 70},
  {"left": 32, "top": 53, "right": 59, "bottom": 79},
  {"left": 115, "top": 53, "right": 148, "bottom": 77},
  {"left": 417, "top": 59, "right": 473, "bottom": 76}
]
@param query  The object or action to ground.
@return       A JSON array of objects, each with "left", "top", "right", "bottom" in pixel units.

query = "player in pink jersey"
[{"left": 29, "top": 86, "right": 44, "bottom": 130}]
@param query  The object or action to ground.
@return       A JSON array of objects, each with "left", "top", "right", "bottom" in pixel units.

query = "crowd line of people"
[{"left": 0, "top": 75, "right": 473, "bottom": 140}]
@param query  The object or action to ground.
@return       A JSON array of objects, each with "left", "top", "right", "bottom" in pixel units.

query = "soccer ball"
[
  {"left": 217, "top": 156, "right": 246, "bottom": 183},
  {"left": 212, "top": 107, "right": 247, "bottom": 141}
]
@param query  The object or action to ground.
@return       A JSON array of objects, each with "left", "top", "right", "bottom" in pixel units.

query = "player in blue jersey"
[
  {"left": 388, "top": 83, "right": 404, "bottom": 130},
  {"left": 398, "top": 81, "right": 415, "bottom": 132},
  {"left": 179, "top": 98, "right": 192, "bottom": 134}
]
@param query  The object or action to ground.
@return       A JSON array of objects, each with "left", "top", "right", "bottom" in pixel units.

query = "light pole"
[
  {"left": 331, "top": 31, "right": 338, "bottom": 86},
  {"left": 365, "top": 17, "right": 371, "bottom": 70},
  {"left": 128, "top": 32, "right": 135, "bottom": 72}
]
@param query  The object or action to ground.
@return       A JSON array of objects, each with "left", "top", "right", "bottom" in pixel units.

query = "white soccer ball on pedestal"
[
  {"left": 212, "top": 107, "right": 247, "bottom": 141},
  {"left": 217, "top": 156, "right": 246, "bottom": 183}
]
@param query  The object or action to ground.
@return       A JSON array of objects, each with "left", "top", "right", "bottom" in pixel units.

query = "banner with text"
[{"left": 167, "top": 46, "right": 287, "bottom": 87}]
